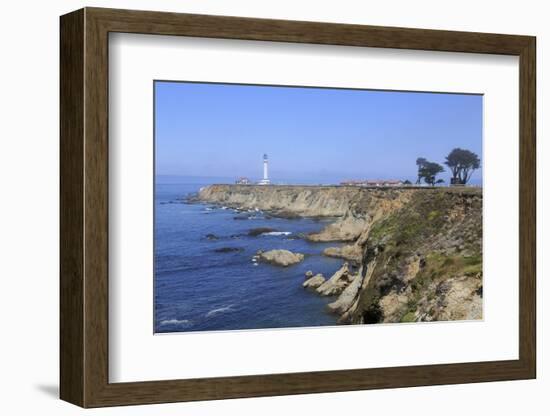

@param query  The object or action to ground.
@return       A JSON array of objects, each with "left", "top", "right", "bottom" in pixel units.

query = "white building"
[
  {"left": 258, "top": 153, "right": 271, "bottom": 185},
  {"left": 235, "top": 177, "right": 251, "bottom": 185}
]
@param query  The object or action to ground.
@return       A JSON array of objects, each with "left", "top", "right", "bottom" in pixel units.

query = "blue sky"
[{"left": 155, "top": 81, "right": 482, "bottom": 184}]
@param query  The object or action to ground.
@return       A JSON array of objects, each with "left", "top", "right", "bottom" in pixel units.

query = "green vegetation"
[
  {"left": 400, "top": 311, "right": 416, "bottom": 323},
  {"left": 416, "top": 157, "right": 445, "bottom": 186},
  {"left": 414, "top": 147, "right": 480, "bottom": 186},
  {"left": 462, "top": 254, "right": 482, "bottom": 276},
  {"left": 368, "top": 192, "right": 451, "bottom": 245},
  {"left": 428, "top": 210, "right": 441, "bottom": 221},
  {"left": 445, "top": 148, "right": 481, "bottom": 185},
  {"left": 408, "top": 251, "right": 480, "bottom": 311},
  {"left": 355, "top": 189, "right": 482, "bottom": 324}
]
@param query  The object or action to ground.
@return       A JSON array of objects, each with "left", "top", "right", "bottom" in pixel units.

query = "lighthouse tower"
[{"left": 258, "top": 153, "right": 271, "bottom": 185}]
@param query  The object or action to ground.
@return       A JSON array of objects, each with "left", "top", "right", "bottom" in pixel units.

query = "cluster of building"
[
  {"left": 235, "top": 155, "right": 410, "bottom": 187},
  {"left": 340, "top": 179, "right": 405, "bottom": 187},
  {"left": 235, "top": 177, "right": 252, "bottom": 185}
]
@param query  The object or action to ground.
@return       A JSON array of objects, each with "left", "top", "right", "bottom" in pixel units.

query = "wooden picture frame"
[{"left": 60, "top": 7, "right": 536, "bottom": 408}]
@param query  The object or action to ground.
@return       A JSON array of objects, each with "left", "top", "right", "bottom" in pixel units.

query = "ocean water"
[{"left": 154, "top": 183, "right": 347, "bottom": 333}]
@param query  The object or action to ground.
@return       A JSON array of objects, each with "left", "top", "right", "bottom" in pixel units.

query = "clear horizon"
[{"left": 155, "top": 81, "right": 483, "bottom": 185}]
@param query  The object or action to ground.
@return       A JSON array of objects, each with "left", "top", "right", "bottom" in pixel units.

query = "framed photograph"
[{"left": 60, "top": 7, "right": 536, "bottom": 407}]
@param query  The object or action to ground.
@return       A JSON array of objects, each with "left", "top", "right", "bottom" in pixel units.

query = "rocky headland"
[{"left": 197, "top": 184, "right": 482, "bottom": 324}]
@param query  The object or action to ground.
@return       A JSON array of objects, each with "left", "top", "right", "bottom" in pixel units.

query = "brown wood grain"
[
  {"left": 60, "top": 7, "right": 537, "bottom": 408},
  {"left": 59, "top": 8, "right": 85, "bottom": 407},
  {"left": 518, "top": 38, "right": 537, "bottom": 375}
]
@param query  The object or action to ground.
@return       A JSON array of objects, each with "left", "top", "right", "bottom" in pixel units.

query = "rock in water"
[
  {"left": 303, "top": 274, "right": 326, "bottom": 289},
  {"left": 248, "top": 227, "right": 277, "bottom": 236},
  {"left": 316, "top": 262, "right": 355, "bottom": 296},
  {"left": 258, "top": 249, "right": 305, "bottom": 267},
  {"left": 214, "top": 247, "right": 244, "bottom": 253},
  {"left": 305, "top": 270, "right": 314, "bottom": 279},
  {"left": 327, "top": 267, "right": 364, "bottom": 314}
]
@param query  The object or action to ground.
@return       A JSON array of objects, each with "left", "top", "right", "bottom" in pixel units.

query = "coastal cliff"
[
  {"left": 197, "top": 185, "right": 482, "bottom": 324},
  {"left": 198, "top": 184, "right": 365, "bottom": 217}
]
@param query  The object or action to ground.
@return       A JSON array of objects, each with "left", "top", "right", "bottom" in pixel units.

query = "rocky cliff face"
[
  {"left": 337, "top": 188, "right": 482, "bottom": 324},
  {"left": 198, "top": 185, "right": 482, "bottom": 324},
  {"left": 198, "top": 185, "right": 366, "bottom": 217}
]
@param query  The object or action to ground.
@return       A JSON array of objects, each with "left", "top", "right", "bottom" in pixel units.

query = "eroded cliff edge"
[{"left": 198, "top": 185, "right": 482, "bottom": 324}]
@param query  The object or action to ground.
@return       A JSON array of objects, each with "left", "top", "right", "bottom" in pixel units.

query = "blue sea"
[{"left": 154, "top": 183, "right": 346, "bottom": 333}]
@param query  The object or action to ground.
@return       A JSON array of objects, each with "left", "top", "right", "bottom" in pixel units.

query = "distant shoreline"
[{"left": 202, "top": 183, "right": 483, "bottom": 193}]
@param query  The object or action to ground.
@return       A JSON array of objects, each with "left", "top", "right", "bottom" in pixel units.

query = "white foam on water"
[
  {"left": 261, "top": 231, "right": 292, "bottom": 236},
  {"left": 206, "top": 305, "right": 234, "bottom": 317},
  {"left": 160, "top": 319, "right": 190, "bottom": 326}
]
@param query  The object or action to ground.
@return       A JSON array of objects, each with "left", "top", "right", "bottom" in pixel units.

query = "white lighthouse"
[{"left": 258, "top": 153, "right": 271, "bottom": 185}]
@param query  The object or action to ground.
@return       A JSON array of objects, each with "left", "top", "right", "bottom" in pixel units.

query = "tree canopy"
[
  {"left": 416, "top": 158, "right": 445, "bottom": 186},
  {"left": 444, "top": 148, "right": 480, "bottom": 185},
  {"left": 415, "top": 157, "right": 428, "bottom": 184}
]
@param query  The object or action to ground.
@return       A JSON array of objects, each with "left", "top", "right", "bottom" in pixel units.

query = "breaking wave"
[
  {"left": 261, "top": 231, "right": 292, "bottom": 236},
  {"left": 160, "top": 319, "right": 191, "bottom": 326},
  {"left": 206, "top": 305, "right": 234, "bottom": 317}
]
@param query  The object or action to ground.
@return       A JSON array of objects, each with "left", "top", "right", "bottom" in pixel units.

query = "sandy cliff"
[{"left": 197, "top": 185, "right": 482, "bottom": 324}]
